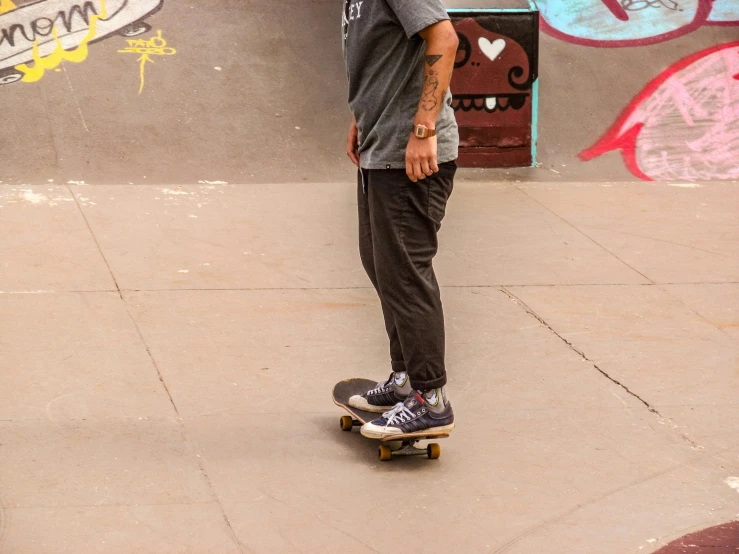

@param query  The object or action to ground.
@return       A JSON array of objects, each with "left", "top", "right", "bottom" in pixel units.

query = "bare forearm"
[{"left": 415, "top": 22, "right": 459, "bottom": 127}]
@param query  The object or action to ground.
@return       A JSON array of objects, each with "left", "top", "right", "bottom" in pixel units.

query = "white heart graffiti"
[{"left": 478, "top": 37, "right": 506, "bottom": 61}]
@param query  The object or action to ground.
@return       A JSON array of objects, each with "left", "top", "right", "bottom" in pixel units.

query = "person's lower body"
[{"left": 348, "top": 162, "right": 457, "bottom": 437}]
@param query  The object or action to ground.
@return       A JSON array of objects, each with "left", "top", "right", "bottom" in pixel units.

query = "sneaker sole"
[{"left": 361, "top": 422, "right": 455, "bottom": 440}]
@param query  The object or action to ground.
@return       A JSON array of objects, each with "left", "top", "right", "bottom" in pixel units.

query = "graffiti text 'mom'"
[{"left": 0, "top": 2, "right": 99, "bottom": 48}]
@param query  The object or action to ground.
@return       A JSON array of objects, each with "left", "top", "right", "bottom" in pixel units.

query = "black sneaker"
[
  {"left": 360, "top": 388, "right": 455, "bottom": 439},
  {"left": 348, "top": 372, "right": 411, "bottom": 413}
]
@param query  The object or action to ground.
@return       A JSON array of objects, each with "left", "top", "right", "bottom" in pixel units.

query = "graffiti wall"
[
  {"left": 532, "top": 0, "right": 739, "bottom": 181},
  {"left": 0, "top": 0, "right": 170, "bottom": 90},
  {"left": 537, "top": 0, "right": 738, "bottom": 47},
  {"left": 0, "top": 0, "right": 357, "bottom": 186},
  {"left": 581, "top": 42, "right": 739, "bottom": 181},
  {"left": 0, "top": 0, "right": 735, "bottom": 184}
]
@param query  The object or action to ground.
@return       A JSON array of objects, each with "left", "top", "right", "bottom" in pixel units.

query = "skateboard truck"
[
  {"left": 378, "top": 439, "right": 442, "bottom": 461},
  {"left": 340, "top": 415, "right": 443, "bottom": 460}
]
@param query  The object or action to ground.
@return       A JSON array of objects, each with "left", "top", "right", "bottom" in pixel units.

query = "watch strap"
[{"left": 414, "top": 125, "right": 437, "bottom": 139}]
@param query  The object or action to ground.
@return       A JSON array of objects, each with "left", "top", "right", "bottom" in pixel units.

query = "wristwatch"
[{"left": 413, "top": 124, "right": 437, "bottom": 139}]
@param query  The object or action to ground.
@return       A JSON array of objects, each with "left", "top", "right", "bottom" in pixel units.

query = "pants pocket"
[{"left": 427, "top": 162, "right": 456, "bottom": 226}]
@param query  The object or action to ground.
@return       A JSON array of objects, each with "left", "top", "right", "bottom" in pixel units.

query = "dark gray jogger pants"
[{"left": 357, "top": 161, "right": 456, "bottom": 391}]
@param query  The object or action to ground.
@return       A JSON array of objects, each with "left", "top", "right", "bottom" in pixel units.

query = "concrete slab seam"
[
  {"left": 185, "top": 444, "right": 247, "bottom": 554},
  {"left": 656, "top": 284, "right": 739, "bottom": 340},
  {"left": 1, "top": 284, "right": 738, "bottom": 295},
  {"left": 512, "top": 185, "right": 656, "bottom": 284},
  {"left": 499, "top": 286, "right": 704, "bottom": 451},
  {"left": 66, "top": 185, "right": 123, "bottom": 296},
  {"left": 66, "top": 185, "right": 184, "bottom": 422},
  {"left": 108, "top": 295, "right": 246, "bottom": 552}
]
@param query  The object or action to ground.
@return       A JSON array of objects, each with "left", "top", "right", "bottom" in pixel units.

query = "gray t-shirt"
[{"left": 342, "top": 0, "right": 459, "bottom": 170}]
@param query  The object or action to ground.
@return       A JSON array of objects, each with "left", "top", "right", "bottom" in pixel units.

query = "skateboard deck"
[
  {"left": 380, "top": 430, "right": 451, "bottom": 442},
  {"left": 332, "top": 378, "right": 449, "bottom": 461},
  {"left": 332, "top": 378, "right": 378, "bottom": 426}
]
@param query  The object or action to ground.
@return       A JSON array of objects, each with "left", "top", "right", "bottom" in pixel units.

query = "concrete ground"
[{"left": 0, "top": 179, "right": 737, "bottom": 553}]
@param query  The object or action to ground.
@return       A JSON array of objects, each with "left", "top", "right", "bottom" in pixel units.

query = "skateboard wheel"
[
  {"left": 378, "top": 445, "right": 392, "bottom": 461},
  {"left": 340, "top": 415, "right": 353, "bottom": 431},
  {"left": 427, "top": 443, "right": 441, "bottom": 459}
]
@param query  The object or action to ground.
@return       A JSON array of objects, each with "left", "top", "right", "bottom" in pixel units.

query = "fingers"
[
  {"left": 406, "top": 160, "right": 425, "bottom": 182},
  {"left": 406, "top": 157, "right": 438, "bottom": 181},
  {"left": 347, "top": 119, "right": 360, "bottom": 167},
  {"left": 347, "top": 134, "right": 360, "bottom": 167},
  {"left": 421, "top": 159, "right": 434, "bottom": 178},
  {"left": 406, "top": 160, "right": 417, "bottom": 182},
  {"left": 405, "top": 135, "right": 438, "bottom": 181},
  {"left": 346, "top": 144, "right": 359, "bottom": 167},
  {"left": 347, "top": 142, "right": 360, "bottom": 167}
]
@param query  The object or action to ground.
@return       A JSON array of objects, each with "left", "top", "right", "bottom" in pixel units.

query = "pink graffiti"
[
  {"left": 536, "top": 0, "right": 737, "bottom": 47},
  {"left": 580, "top": 42, "right": 739, "bottom": 181},
  {"left": 600, "top": 0, "right": 629, "bottom": 21}
]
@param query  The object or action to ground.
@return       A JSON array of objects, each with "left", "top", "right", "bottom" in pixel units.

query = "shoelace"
[
  {"left": 367, "top": 374, "right": 393, "bottom": 395},
  {"left": 383, "top": 402, "right": 416, "bottom": 425}
]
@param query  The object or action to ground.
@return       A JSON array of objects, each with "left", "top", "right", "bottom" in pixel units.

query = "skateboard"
[{"left": 332, "top": 378, "right": 449, "bottom": 461}]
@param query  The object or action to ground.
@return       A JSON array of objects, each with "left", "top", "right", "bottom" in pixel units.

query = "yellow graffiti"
[
  {"left": 15, "top": 0, "right": 108, "bottom": 83},
  {"left": 118, "top": 30, "right": 176, "bottom": 94},
  {"left": 0, "top": 0, "right": 17, "bottom": 14}
]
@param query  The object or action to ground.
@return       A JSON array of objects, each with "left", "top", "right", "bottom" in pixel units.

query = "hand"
[
  {"left": 347, "top": 118, "right": 360, "bottom": 167},
  {"left": 405, "top": 134, "right": 439, "bottom": 182}
]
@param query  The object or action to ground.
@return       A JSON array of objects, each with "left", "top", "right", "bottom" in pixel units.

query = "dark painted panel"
[
  {"left": 460, "top": 126, "right": 531, "bottom": 147},
  {"left": 450, "top": 10, "right": 538, "bottom": 168},
  {"left": 458, "top": 147, "right": 532, "bottom": 167}
]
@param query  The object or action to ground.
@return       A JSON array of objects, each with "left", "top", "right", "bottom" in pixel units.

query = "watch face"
[{"left": 416, "top": 127, "right": 424, "bottom": 137}]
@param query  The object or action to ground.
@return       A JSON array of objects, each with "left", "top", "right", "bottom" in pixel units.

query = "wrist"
[
  {"left": 413, "top": 116, "right": 436, "bottom": 130},
  {"left": 411, "top": 123, "right": 437, "bottom": 140}
]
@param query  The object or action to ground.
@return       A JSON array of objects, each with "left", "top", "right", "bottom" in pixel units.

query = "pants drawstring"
[{"left": 361, "top": 168, "right": 368, "bottom": 195}]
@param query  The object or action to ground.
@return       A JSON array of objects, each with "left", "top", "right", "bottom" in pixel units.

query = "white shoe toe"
[
  {"left": 348, "top": 395, "right": 389, "bottom": 413},
  {"left": 360, "top": 422, "right": 403, "bottom": 439}
]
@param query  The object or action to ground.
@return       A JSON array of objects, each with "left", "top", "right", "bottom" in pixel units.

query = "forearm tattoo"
[
  {"left": 425, "top": 54, "right": 442, "bottom": 67},
  {"left": 421, "top": 69, "right": 440, "bottom": 111},
  {"left": 420, "top": 54, "right": 446, "bottom": 112}
]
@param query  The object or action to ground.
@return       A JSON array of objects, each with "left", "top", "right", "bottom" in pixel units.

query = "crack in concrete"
[{"left": 500, "top": 286, "right": 703, "bottom": 451}]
